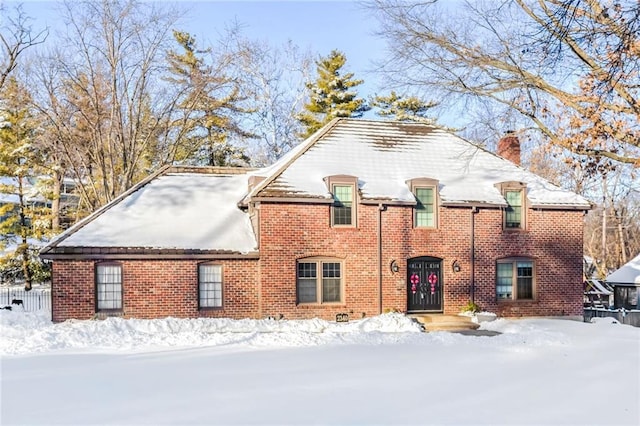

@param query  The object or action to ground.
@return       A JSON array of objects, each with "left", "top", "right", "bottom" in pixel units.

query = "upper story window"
[
  {"left": 297, "top": 258, "right": 343, "bottom": 304},
  {"left": 325, "top": 175, "right": 358, "bottom": 228},
  {"left": 496, "top": 258, "right": 535, "bottom": 301},
  {"left": 408, "top": 178, "right": 439, "bottom": 228},
  {"left": 198, "top": 263, "right": 223, "bottom": 309},
  {"left": 496, "top": 182, "right": 527, "bottom": 230},
  {"left": 95, "top": 262, "right": 123, "bottom": 311},
  {"left": 505, "top": 190, "right": 523, "bottom": 229}
]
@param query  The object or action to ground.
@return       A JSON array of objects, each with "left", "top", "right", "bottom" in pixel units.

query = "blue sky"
[{"left": 16, "top": 0, "right": 388, "bottom": 98}]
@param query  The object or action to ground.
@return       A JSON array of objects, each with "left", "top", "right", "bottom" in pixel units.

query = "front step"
[{"left": 408, "top": 314, "right": 480, "bottom": 332}]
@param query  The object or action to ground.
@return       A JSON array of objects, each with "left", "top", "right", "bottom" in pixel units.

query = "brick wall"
[
  {"left": 51, "top": 203, "right": 584, "bottom": 322},
  {"left": 258, "top": 202, "right": 584, "bottom": 320},
  {"left": 52, "top": 259, "right": 258, "bottom": 322}
]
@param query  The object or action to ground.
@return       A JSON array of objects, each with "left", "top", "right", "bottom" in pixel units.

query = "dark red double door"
[{"left": 407, "top": 257, "right": 442, "bottom": 312}]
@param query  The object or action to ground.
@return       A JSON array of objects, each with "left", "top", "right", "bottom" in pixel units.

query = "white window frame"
[
  {"left": 198, "top": 263, "right": 223, "bottom": 309},
  {"left": 96, "top": 262, "right": 123, "bottom": 311}
]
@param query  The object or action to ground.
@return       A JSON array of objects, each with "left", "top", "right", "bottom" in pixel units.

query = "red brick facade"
[{"left": 51, "top": 201, "right": 584, "bottom": 322}]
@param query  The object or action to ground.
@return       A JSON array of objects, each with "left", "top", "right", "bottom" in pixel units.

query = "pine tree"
[
  {"left": 371, "top": 91, "right": 438, "bottom": 124},
  {"left": 166, "top": 31, "right": 250, "bottom": 166},
  {"left": 297, "top": 50, "right": 368, "bottom": 138},
  {"left": 0, "top": 77, "right": 51, "bottom": 290}
]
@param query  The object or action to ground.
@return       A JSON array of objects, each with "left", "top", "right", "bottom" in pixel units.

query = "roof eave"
[{"left": 41, "top": 248, "right": 260, "bottom": 260}]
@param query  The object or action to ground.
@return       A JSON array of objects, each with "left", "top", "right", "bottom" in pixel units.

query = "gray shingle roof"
[{"left": 248, "top": 119, "right": 592, "bottom": 209}]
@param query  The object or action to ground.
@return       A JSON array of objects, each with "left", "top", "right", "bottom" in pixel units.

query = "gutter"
[
  {"left": 470, "top": 206, "right": 478, "bottom": 304},
  {"left": 378, "top": 203, "right": 386, "bottom": 315}
]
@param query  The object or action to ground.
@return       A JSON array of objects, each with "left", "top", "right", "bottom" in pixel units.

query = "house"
[
  {"left": 40, "top": 119, "right": 592, "bottom": 322},
  {"left": 606, "top": 253, "right": 640, "bottom": 310}
]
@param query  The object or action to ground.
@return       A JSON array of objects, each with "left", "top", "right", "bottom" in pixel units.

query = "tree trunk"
[{"left": 17, "top": 176, "right": 33, "bottom": 291}]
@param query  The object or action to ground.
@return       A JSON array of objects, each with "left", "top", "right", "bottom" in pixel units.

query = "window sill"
[
  {"left": 199, "top": 306, "right": 223, "bottom": 311},
  {"left": 497, "top": 298, "right": 537, "bottom": 304},
  {"left": 297, "top": 303, "right": 346, "bottom": 308},
  {"left": 502, "top": 228, "right": 527, "bottom": 232},
  {"left": 94, "top": 310, "right": 124, "bottom": 319}
]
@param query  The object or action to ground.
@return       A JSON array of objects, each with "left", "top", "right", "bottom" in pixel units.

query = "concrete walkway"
[{"left": 408, "top": 314, "right": 500, "bottom": 335}]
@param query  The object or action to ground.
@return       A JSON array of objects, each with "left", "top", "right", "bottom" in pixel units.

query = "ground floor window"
[
  {"left": 297, "top": 259, "right": 343, "bottom": 304},
  {"left": 614, "top": 286, "right": 638, "bottom": 310},
  {"left": 496, "top": 258, "right": 535, "bottom": 300},
  {"left": 96, "top": 263, "right": 122, "bottom": 310},
  {"left": 198, "top": 264, "right": 223, "bottom": 308}
]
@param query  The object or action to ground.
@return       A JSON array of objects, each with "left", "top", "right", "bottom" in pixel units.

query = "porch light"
[
  {"left": 390, "top": 260, "right": 399, "bottom": 273},
  {"left": 452, "top": 260, "right": 461, "bottom": 273}
]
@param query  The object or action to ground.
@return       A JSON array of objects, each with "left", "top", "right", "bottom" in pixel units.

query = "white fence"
[{"left": 0, "top": 286, "right": 51, "bottom": 313}]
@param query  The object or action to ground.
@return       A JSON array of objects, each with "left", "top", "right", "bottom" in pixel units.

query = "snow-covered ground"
[{"left": 1, "top": 311, "right": 638, "bottom": 425}]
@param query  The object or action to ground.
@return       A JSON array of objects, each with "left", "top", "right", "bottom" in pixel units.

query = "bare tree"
[
  {"left": 231, "top": 37, "right": 313, "bottom": 165},
  {"left": 368, "top": 0, "right": 639, "bottom": 167},
  {"left": 0, "top": 3, "right": 47, "bottom": 91},
  {"left": 33, "top": 0, "right": 181, "bottom": 212}
]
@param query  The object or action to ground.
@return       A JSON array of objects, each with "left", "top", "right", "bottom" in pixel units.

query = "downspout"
[
  {"left": 378, "top": 203, "right": 386, "bottom": 315},
  {"left": 470, "top": 206, "right": 478, "bottom": 304}
]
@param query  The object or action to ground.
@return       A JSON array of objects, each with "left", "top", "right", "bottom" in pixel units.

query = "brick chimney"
[{"left": 497, "top": 131, "right": 521, "bottom": 166}]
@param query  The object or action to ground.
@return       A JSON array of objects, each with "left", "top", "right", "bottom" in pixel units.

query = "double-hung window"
[
  {"left": 96, "top": 263, "right": 123, "bottom": 311},
  {"left": 496, "top": 182, "right": 527, "bottom": 230},
  {"left": 415, "top": 187, "right": 436, "bottom": 228},
  {"left": 297, "top": 259, "right": 343, "bottom": 304},
  {"left": 408, "top": 178, "right": 439, "bottom": 228},
  {"left": 326, "top": 175, "right": 358, "bottom": 227},
  {"left": 198, "top": 264, "right": 223, "bottom": 308},
  {"left": 332, "top": 185, "right": 353, "bottom": 226},
  {"left": 505, "top": 190, "right": 523, "bottom": 229},
  {"left": 496, "top": 258, "right": 535, "bottom": 300}
]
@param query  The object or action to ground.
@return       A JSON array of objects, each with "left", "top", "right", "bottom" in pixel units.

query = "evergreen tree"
[
  {"left": 371, "top": 91, "right": 438, "bottom": 124},
  {"left": 0, "top": 77, "right": 51, "bottom": 289},
  {"left": 166, "top": 31, "right": 251, "bottom": 166},
  {"left": 297, "top": 50, "right": 368, "bottom": 138}
]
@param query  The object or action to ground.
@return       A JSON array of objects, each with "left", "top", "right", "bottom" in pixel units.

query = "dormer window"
[
  {"left": 496, "top": 182, "right": 527, "bottom": 230},
  {"left": 505, "top": 190, "right": 523, "bottom": 229},
  {"left": 407, "top": 178, "right": 439, "bottom": 229},
  {"left": 325, "top": 175, "right": 358, "bottom": 228}
]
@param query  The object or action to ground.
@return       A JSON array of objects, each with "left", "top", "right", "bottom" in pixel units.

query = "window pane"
[
  {"left": 298, "top": 278, "right": 317, "bottom": 303},
  {"left": 297, "top": 263, "right": 317, "bottom": 303},
  {"left": 496, "top": 263, "right": 513, "bottom": 299},
  {"left": 333, "top": 185, "right": 353, "bottom": 225},
  {"left": 96, "top": 264, "right": 122, "bottom": 310},
  {"left": 322, "top": 278, "right": 341, "bottom": 302},
  {"left": 516, "top": 261, "right": 533, "bottom": 300},
  {"left": 505, "top": 190, "right": 522, "bottom": 228},
  {"left": 415, "top": 187, "right": 435, "bottom": 227},
  {"left": 322, "top": 263, "right": 341, "bottom": 302},
  {"left": 199, "top": 264, "right": 222, "bottom": 308}
]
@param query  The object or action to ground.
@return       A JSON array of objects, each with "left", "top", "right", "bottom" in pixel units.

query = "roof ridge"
[
  {"left": 243, "top": 118, "right": 344, "bottom": 203},
  {"left": 167, "top": 165, "right": 256, "bottom": 175}
]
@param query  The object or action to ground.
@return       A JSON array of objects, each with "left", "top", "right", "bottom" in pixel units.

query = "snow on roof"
[
  {"left": 249, "top": 119, "right": 592, "bottom": 208},
  {"left": 48, "top": 171, "right": 257, "bottom": 254},
  {"left": 606, "top": 253, "right": 640, "bottom": 285}
]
